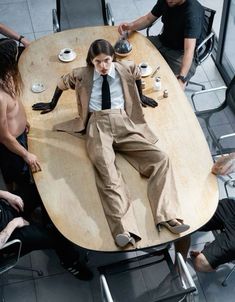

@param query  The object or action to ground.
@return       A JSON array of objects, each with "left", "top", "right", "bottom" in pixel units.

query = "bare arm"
[
  {"left": 177, "top": 38, "right": 196, "bottom": 90},
  {"left": 0, "top": 23, "right": 30, "bottom": 47},
  {"left": 0, "top": 100, "right": 41, "bottom": 173},
  {"left": 0, "top": 190, "right": 24, "bottom": 212},
  {"left": 0, "top": 190, "right": 29, "bottom": 248},
  {"left": 118, "top": 12, "right": 157, "bottom": 35},
  {"left": 212, "top": 153, "right": 235, "bottom": 175},
  {"left": 0, "top": 218, "right": 29, "bottom": 249}
]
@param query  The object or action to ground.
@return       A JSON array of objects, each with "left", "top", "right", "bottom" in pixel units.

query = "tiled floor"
[{"left": 1, "top": 0, "right": 235, "bottom": 301}]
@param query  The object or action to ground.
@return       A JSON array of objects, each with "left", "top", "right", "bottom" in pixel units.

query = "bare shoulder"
[
  {"left": 0, "top": 89, "right": 6, "bottom": 109},
  {"left": 0, "top": 89, "right": 10, "bottom": 110}
]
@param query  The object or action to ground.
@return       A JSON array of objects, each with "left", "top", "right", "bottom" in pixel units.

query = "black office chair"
[
  {"left": 99, "top": 245, "right": 197, "bottom": 302},
  {"left": 188, "top": 7, "right": 216, "bottom": 90},
  {"left": 210, "top": 179, "right": 235, "bottom": 287},
  {"left": 0, "top": 239, "right": 43, "bottom": 302},
  {"left": 191, "top": 75, "right": 235, "bottom": 156},
  {"left": 52, "top": 0, "right": 114, "bottom": 33},
  {"left": 146, "top": 7, "right": 216, "bottom": 91}
]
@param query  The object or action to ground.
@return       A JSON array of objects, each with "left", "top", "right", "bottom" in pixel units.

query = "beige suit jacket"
[{"left": 55, "top": 60, "right": 158, "bottom": 143}]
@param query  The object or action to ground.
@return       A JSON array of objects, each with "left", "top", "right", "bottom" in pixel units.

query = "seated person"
[
  {"left": 0, "top": 23, "right": 30, "bottom": 47},
  {"left": 190, "top": 153, "right": 235, "bottom": 272},
  {"left": 0, "top": 189, "right": 93, "bottom": 280},
  {"left": 32, "top": 38, "right": 189, "bottom": 248},
  {"left": 0, "top": 38, "right": 41, "bottom": 212},
  {"left": 118, "top": 0, "right": 204, "bottom": 89}
]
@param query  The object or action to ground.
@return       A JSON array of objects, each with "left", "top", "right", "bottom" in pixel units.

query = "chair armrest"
[
  {"left": 218, "top": 133, "right": 235, "bottom": 143},
  {"left": 146, "top": 21, "right": 156, "bottom": 37},
  {"left": 195, "top": 32, "right": 215, "bottom": 64},
  {"left": 224, "top": 178, "right": 235, "bottom": 198},
  {"left": 100, "top": 274, "right": 114, "bottom": 302},
  {"left": 0, "top": 239, "right": 22, "bottom": 274},
  {"left": 52, "top": 8, "right": 60, "bottom": 32},
  {"left": 191, "top": 86, "right": 227, "bottom": 113},
  {"left": 176, "top": 253, "right": 197, "bottom": 294}
]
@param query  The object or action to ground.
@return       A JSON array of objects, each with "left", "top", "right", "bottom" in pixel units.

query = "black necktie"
[{"left": 101, "top": 74, "right": 111, "bottom": 110}]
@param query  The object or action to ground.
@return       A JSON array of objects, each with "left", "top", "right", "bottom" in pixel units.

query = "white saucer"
[
  {"left": 58, "top": 51, "right": 76, "bottom": 62},
  {"left": 31, "top": 83, "right": 46, "bottom": 93},
  {"left": 139, "top": 64, "right": 152, "bottom": 77}
]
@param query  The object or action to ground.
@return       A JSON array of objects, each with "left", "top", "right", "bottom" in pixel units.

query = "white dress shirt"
[{"left": 89, "top": 63, "right": 125, "bottom": 112}]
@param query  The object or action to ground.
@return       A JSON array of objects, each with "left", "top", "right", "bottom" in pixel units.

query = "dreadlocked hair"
[{"left": 0, "top": 38, "right": 23, "bottom": 98}]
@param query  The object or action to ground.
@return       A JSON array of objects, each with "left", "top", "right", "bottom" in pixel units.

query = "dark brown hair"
[
  {"left": 86, "top": 39, "right": 116, "bottom": 66},
  {"left": 0, "top": 38, "right": 23, "bottom": 97}
]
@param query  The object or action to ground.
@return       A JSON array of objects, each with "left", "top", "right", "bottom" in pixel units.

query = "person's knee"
[{"left": 193, "top": 253, "right": 214, "bottom": 272}]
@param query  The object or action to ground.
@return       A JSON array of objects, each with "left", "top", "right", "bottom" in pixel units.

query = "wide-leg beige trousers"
[{"left": 86, "top": 109, "right": 182, "bottom": 240}]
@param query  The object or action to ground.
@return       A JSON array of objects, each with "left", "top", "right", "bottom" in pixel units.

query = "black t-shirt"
[{"left": 151, "top": 0, "right": 204, "bottom": 50}]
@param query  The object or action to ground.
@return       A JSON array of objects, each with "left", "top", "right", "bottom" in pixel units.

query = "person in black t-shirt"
[
  {"left": 118, "top": 0, "right": 204, "bottom": 90},
  {"left": 175, "top": 153, "right": 235, "bottom": 272}
]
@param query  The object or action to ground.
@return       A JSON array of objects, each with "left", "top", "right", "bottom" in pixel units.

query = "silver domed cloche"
[{"left": 114, "top": 31, "right": 132, "bottom": 57}]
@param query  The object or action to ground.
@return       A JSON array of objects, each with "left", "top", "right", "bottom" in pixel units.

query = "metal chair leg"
[
  {"left": 188, "top": 80, "right": 206, "bottom": 90},
  {"left": 222, "top": 265, "right": 235, "bottom": 286}
]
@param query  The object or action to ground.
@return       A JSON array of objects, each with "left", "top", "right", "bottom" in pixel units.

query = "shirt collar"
[{"left": 93, "top": 62, "right": 116, "bottom": 81}]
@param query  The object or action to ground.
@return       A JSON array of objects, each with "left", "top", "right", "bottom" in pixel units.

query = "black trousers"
[
  {"left": 0, "top": 131, "right": 41, "bottom": 216},
  {"left": 0, "top": 200, "right": 81, "bottom": 266},
  {"left": 201, "top": 198, "right": 235, "bottom": 269}
]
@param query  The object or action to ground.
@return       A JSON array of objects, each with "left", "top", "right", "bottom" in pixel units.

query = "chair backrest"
[
  {"left": 55, "top": 0, "right": 114, "bottom": 31},
  {"left": 195, "top": 6, "right": 216, "bottom": 64},
  {"left": 225, "top": 75, "right": 235, "bottom": 114},
  {"left": 0, "top": 239, "right": 22, "bottom": 274},
  {"left": 99, "top": 247, "right": 196, "bottom": 302}
]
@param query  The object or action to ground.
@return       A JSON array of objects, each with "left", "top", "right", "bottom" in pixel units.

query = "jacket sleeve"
[{"left": 57, "top": 69, "right": 79, "bottom": 91}]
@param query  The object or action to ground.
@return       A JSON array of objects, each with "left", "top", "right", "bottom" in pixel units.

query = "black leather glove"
[
  {"left": 135, "top": 79, "right": 158, "bottom": 108},
  {"left": 32, "top": 87, "right": 63, "bottom": 114},
  {"left": 140, "top": 95, "right": 158, "bottom": 108}
]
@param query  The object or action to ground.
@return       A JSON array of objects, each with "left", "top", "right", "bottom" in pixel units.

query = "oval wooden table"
[{"left": 19, "top": 26, "right": 219, "bottom": 251}]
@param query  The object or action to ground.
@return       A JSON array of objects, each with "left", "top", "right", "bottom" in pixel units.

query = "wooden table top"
[{"left": 19, "top": 26, "right": 219, "bottom": 251}]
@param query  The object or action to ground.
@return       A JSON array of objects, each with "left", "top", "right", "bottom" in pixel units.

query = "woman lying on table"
[{"left": 32, "top": 39, "right": 190, "bottom": 248}]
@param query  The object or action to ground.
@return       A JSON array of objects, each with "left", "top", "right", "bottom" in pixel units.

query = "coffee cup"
[
  {"left": 140, "top": 62, "right": 148, "bottom": 74},
  {"left": 60, "top": 48, "right": 73, "bottom": 60}
]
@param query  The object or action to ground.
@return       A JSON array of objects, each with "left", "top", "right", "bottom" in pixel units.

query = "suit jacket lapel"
[{"left": 114, "top": 62, "right": 135, "bottom": 116}]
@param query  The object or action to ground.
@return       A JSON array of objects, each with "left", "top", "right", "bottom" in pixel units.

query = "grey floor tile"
[
  {"left": 34, "top": 30, "right": 53, "bottom": 40},
  {"left": 30, "top": 250, "right": 65, "bottom": 277},
  {"left": 27, "top": 0, "right": 54, "bottom": 32},
  {"left": 185, "top": 260, "right": 207, "bottom": 302},
  {"left": 35, "top": 273, "right": 93, "bottom": 302},
  {"left": 1, "top": 254, "right": 34, "bottom": 286},
  {"left": 196, "top": 264, "right": 235, "bottom": 302},
  {"left": 202, "top": 56, "right": 225, "bottom": 82},
  {"left": 224, "top": 107, "right": 235, "bottom": 127},
  {"left": 0, "top": 0, "right": 24, "bottom": 3},
  {"left": 190, "top": 89, "right": 221, "bottom": 112},
  {"left": 191, "top": 65, "right": 209, "bottom": 84},
  {"left": 190, "top": 231, "right": 215, "bottom": 246},
  {"left": 109, "top": 0, "right": 140, "bottom": 22},
  {"left": 134, "top": 0, "right": 156, "bottom": 16},
  {"left": 101, "top": 269, "right": 149, "bottom": 302},
  {"left": 3, "top": 279, "right": 37, "bottom": 302},
  {"left": 0, "top": 2, "right": 33, "bottom": 34}
]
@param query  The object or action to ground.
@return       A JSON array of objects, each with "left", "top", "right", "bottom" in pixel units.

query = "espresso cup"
[
  {"left": 61, "top": 48, "right": 73, "bottom": 60},
  {"left": 140, "top": 62, "right": 148, "bottom": 74}
]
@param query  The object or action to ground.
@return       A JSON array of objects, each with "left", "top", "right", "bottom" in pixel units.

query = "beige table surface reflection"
[{"left": 19, "top": 26, "right": 218, "bottom": 251}]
